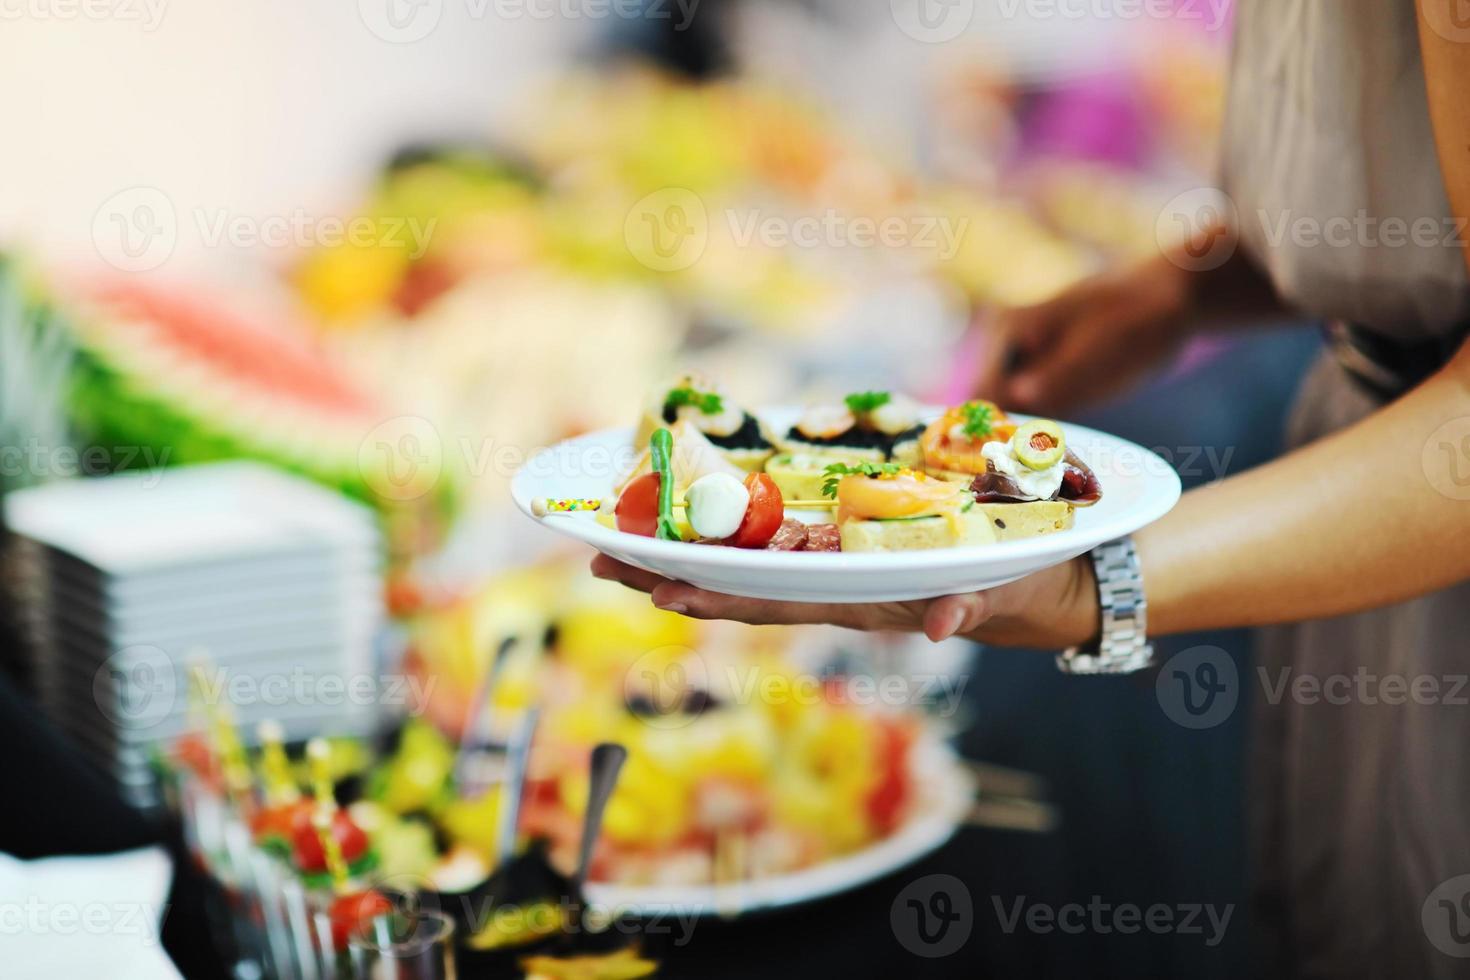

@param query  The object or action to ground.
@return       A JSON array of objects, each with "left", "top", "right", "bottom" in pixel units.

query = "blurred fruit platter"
[{"left": 160, "top": 559, "right": 976, "bottom": 976}]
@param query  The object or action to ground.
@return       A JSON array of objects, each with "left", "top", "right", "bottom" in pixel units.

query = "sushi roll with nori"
[
  {"left": 781, "top": 391, "right": 925, "bottom": 466},
  {"left": 633, "top": 373, "right": 776, "bottom": 472}
]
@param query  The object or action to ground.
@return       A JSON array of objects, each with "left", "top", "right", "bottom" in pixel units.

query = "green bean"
[{"left": 650, "top": 428, "right": 681, "bottom": 541}]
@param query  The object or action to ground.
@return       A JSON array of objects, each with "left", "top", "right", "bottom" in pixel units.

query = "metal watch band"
[{"left": 1056, "top": 536, "right": 1153, "bottom": 675}]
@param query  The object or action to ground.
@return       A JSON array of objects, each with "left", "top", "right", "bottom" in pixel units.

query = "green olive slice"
[{"left": 1012, "top": 420, "right": 1066, "bottom": 470}]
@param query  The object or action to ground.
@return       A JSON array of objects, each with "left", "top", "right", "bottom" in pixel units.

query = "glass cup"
[{"left": 348, "top": 909, "right": 457, "bottom": 980}]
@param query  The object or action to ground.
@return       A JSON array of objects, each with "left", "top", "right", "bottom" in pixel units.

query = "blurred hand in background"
[{"left": 974, "top": 254, "right": 1195, "bottom": 417}]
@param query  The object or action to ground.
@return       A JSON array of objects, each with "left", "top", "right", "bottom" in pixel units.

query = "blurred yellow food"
[
  {"left": 438, "top": 787, "right": 503, "bottom": 862},
  {"left": 392, "top": 558, "right": 927, "bottom": 888}
]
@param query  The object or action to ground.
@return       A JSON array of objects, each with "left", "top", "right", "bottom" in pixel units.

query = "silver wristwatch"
[{"left": 1056, "top": 536, "right": 1153, "bottom": 674}]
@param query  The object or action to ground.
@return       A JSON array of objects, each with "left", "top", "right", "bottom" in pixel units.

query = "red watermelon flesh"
[
  {"left": 83, "top": 281, "right": 379, "bottom": 423},
  {"left": 66, "top": 279, "right": 459, "bottom": 534}
]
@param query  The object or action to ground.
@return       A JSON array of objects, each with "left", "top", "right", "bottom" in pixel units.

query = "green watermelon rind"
[{"left": 66, "top": 341, "right": 460, "bottom": 518}]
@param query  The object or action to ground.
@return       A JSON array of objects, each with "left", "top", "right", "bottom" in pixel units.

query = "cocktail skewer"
[
  {"left": 307, "top": 739, "right": 392, "bottom": 960},
  {"left": 307, "top": 739, "right": 351, "bottom": 893},
  {"left": 187, "top": 659, "right": 253, "bottom": 809},
  {"left": 257, "top": 720, "right": 300, "bottom": 807},
  {"left": 532, "top": 497, "right": 831, "bottom": 516}
]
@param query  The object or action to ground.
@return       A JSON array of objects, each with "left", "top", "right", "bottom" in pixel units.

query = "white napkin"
[{"left": 0, "top": 847, "right": 182, "bottom": 980}]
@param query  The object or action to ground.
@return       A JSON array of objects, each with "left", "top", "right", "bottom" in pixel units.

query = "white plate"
[
  {"left": 3, "top": 461, "right": 379, "bottom": 576},
  {"left": 583, "top": 736, "right": 974, "bottom": 917},
  {"left": 512, "top": 408, "right": 1181, "bottom": 603}
]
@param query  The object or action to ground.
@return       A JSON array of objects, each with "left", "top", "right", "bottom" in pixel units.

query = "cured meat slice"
[
  {"left": 803, "top": 524, "right": 842, "bottom": 552},
  {"left": 766, "top": 518, "right": 809, "bottom": 551}
]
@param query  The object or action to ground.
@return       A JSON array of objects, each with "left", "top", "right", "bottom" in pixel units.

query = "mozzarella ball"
[{"left": 684, "top": 473, "right": 750, "bottom": 540}]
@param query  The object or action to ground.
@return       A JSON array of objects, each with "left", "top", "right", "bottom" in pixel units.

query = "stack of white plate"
[{"left": 4, "top": 462, "right": 385, "bottom": 810}]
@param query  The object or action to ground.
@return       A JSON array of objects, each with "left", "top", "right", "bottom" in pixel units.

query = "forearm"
[
  {"left": 1139, "top": 7, "right": 1470, "bottom": 635},
  {"left": 1136, "top": 350, "right": 1470, "bottom": 636},
  {"left": 1419, "top": 3, "right": 1470, "bottom": 279}
]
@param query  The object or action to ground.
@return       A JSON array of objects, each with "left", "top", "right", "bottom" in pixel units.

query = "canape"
[
  {"left": 634, "top": 373, "right": 776, "bottom": 472},
  {"left": 781, "top": 391, "right": 925, "bottom": 465},
  {"left": 918, "top": 399, "right": 1018, "bottom": 482}
]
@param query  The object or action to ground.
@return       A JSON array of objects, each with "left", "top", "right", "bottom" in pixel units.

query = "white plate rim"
[{"left": 512, "top": 409, "right": 1182, "bottom": 573}]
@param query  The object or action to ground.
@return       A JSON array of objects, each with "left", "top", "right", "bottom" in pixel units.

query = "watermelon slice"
[{"left": 64, "top": 281, "right": 458, "bottom": 523}]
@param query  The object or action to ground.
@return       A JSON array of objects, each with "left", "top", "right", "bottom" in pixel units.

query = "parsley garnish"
[
  {"left": 959, "top": 401, "right": 995, "bottom": 438},
  {"left": 665, "top": 387, "right": 724, "bottom": 416},
  {"left": 820, "top": 460, "right": 904, "bottom": 498},
  {"left": 844, "top": 391, "right": 891, "bottom": 415}
]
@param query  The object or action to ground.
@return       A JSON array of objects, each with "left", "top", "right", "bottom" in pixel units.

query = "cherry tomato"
[
  {"left": 251, "top": 799, "right": 311, "bottom": 848},
  {"left": 327, "top": 889, "right": 393, "bottom": 951},
  {"left": 726, "top": 473, "right": 784, "bottom": 549},
  {"left": 290, "top": 807, "right": 370, "bottom": 873},
  {"left": 614, "top": 472, "right": 662, "bottom": 537}
]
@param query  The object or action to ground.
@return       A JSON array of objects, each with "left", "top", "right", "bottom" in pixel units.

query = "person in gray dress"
[{"left": 592, "top": 1, "right": 1470, "bottom": 975}]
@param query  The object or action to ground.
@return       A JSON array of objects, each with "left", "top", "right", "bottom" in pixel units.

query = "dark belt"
[{"left": 1323, "top": 321, "right": 1466, "bottom": 401}]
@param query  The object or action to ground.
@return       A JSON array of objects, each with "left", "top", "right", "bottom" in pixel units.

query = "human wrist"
[
  {"left": 958, "top": 555, "right": 1097, "bottom": 650},
  {"left": 1059, "top": 553, "right": 1101, "bottom": 649}
]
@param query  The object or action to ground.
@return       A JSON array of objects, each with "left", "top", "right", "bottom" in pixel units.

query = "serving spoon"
[{"left": 571, "top": 742, "right": 628, "bottom": 903}]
